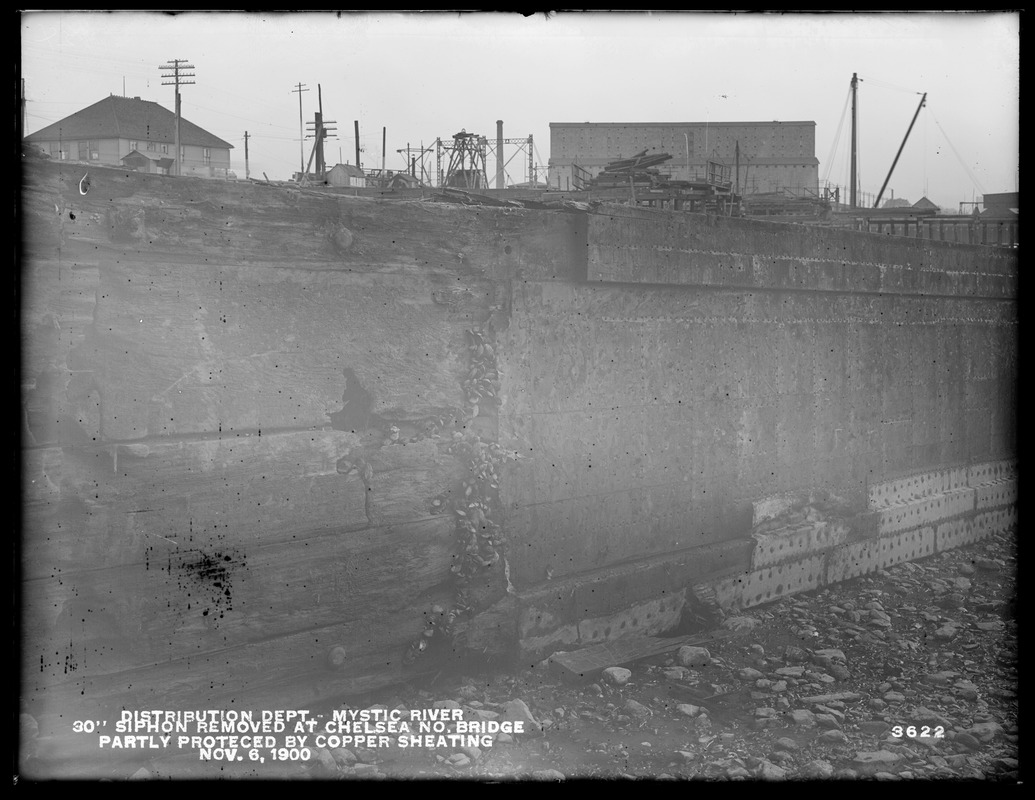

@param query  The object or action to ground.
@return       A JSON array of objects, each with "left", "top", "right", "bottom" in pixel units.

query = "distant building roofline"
[{"left": 550, "top": 120, "right": 817, "bottom": 128}]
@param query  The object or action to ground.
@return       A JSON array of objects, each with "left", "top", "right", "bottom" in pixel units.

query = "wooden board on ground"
[{"left": 547, "top": 628, "right": 741, "bottom": 681}]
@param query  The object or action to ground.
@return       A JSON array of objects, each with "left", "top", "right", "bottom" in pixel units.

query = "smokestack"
[{"left": 496, "top": 119, "right": 504, "bottom": 192}]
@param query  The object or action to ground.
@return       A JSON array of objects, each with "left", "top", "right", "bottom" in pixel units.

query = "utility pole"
[
  {"left": 354, "top": 121, "right": 361, "bottom": 169},
  {"left": 292, "top": 83, "right": 309, "bottom": 175},
  {"left": 160, "top": 59, "right": 196, "bottom": 177},
  {"left": 244, "top": 131, "right": 250, "bottom": 180},
  {"left": 735, "top": 140, "right": 740, "bottom": 197},
  {"left": 303, "top": 85, "right": 336, "bottom": 181},
  {"left": 850, "top": 72, "right": 858, "bottom": 209},
  {"left": 496, "top": 120, "right": 504, "bottom": 191}
]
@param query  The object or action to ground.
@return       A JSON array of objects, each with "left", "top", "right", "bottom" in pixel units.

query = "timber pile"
[{"left": 591, "top": 150, "right": 674, "bottom": 187}]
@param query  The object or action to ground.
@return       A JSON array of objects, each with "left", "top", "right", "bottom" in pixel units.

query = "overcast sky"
[{"left": 20, "top": 11, "right": 1018, "bottom": 209}]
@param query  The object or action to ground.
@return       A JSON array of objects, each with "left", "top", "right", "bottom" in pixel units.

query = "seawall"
[{"left": 20, "top": 160, "right": 1016, "bottom": 739}]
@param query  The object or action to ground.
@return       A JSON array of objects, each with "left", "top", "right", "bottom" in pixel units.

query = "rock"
[
  {"left": 869, "top": 699, "right": 888, "bottom": 711},
  {"left": 964, "top": 722, "right": 1003, "bottom": 743},
  {"left": 757, "top": 760, "right": 787, "bottom": 780},
  {"left": 814, "top": 713, "right": 841, "bottom": 730},
  {"left": 774, "top": 737, "right": 800, "bottom": 751},
  {"left": 739, "top": 667, "right": 764, "bottom": 680},
  {"left": 775, "top": 666, "right": 805, "bottom": 677},
  {"left": 663, "top": 666, "right": 690, "bottom": 680},
  {"left": 677, "top": 704, "right": 702, "bottom": 717},
  {"left": 496, "top": 732, "right": 513, "bottom": 744},
  {"left": 129, "top": 768, "right": 151, "bottom": 780},
  {"left": 933, "top": 626, "right": 957, "bottom": 641},
  {"left": 756, "top": 678, "right": 772, "bottom": 689},
  {"left": 912, "top": 707, "right": 952, "bottom": 727},
  {"left": 313, "top": 748, "right": 338, "bottom": 775},
  {"left": 603, "top": 667, "right": 632, "bottom": 686},
  {"left": 800, "top": 692, "right": 861, "bottom": 704},
  {"left": 723, "top": 615, "right": 761, "bottom": 632},
  {"left": 677, "top": 646, "right": 711, "bottom": 668},
  {"left": 461, "top": 745, "right": 481, "bottom": 761},
  {"left": 623, "top": 699, "right": 652, "bottom": 718},
  {"left": 433, "top": 699, "right": 462, "bottom": 710},
  {"left": 859, "top": 720, "right": 891, "bottom": 736},
  {"left": 883, "top": 692, "right": 905, "bottom": 703},
  {"left": 726, "top": 766, "right": 751, "bottom": 779},
  {"left": 853, "top": 750, "right": 903, "bottom": 774},
  {"left": 814, "top": 648, "right": 847, "bottom": 662},
  {"left": 787, "top": 709, "right": 816, "bottom": 727},
  {"left": 829, "top": 664, "right": 851, "bottom": 681},
  {"left": 754, "top": 707, "right": 778, "bottom": 718},
  {"left": 801, "top": 759, "right": 834, "bottom": 778},
  {"left": 447, "top": 754, "right": 471, "bottom": 767},
  {"left": 818, "top": 730, "right": 849, "bottom": 744},
  {"left": 924, "top": 670, "right": 957, "bottom": 685},
  {"left": 331, "top": 748, "right": 357, "bottom": 766},
  {"left": 502, "top": 699, "right": 540, "bottom": 728},
  {"left": 529, "top": 769, "right": 566, "bottom": 781},
  {"left": 834, "top": 768, "right": 858, "bottom": 779},
  {"left": 784, "top": 646, "right": 811, "bottom": 663}
]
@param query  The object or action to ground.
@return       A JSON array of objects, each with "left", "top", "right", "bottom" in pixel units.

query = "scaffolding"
[{"left": 436, "top": 130, "right": 489, "bottom": 189}]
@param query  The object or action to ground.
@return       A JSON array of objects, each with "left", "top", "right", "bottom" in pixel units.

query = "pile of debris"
[{"left": 590, "top": 150, "right": 673, "bottom": 188}]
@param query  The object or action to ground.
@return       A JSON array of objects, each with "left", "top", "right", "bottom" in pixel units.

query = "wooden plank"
[{"left": 548, "top": 629, "right": 740, "bottom": 681}]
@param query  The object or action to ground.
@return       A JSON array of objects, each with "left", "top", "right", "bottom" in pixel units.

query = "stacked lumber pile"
[{"left": 591, "top": 150, "right": 673, "bottom": 187}]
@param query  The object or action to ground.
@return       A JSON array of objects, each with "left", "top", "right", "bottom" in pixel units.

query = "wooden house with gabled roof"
[{"left": 24, "top": 94, "right": 233, "bottom": 178}]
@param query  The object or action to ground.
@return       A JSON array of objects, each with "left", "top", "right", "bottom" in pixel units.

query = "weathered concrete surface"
[
  {"left": 20, "top": 161, "right": 583, "bottom": 724},
  {"left": 20, "top": 160, "right": 1017, "bottom": 738}
]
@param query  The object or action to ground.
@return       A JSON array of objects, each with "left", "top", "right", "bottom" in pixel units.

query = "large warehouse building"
[{"left": 548, "top": 121, "right": 819, "bottom": 195}]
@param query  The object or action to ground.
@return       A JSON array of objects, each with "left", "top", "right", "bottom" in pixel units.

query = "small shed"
[
  {"left": 326, "top": 163, "right": 367, "bottom": 188},
  {"left": 122, "top": 149, "right": 174, "bottom": 175}
]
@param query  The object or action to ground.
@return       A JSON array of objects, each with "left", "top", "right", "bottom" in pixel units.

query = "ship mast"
[{"left": 850, "top": 72, "right": 858, "bottom": 209}]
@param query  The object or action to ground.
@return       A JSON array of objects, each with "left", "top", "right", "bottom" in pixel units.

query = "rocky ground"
[
  {"left": 23, "top": 530, "right": 1018, "bottom": 782},
  {"left": 304, "top": 528, "right": 1019, "bottom": 782}
]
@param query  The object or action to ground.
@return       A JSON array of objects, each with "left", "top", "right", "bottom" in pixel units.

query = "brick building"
[{"left": 548, "top": 121, "right": 819, "bottom": 195}]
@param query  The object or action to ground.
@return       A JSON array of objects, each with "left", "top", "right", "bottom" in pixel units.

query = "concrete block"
[
  {"left": 877, "top": 526, "right": 936, "bottom": 569},
  {"left": 967, "top": 460, "right": 1018, "bottom": 487},
  {"left": 694, "top": 573, "right": 747, "bottom": 614},
  {"left": 576, "top": 595, "right": 685, "bottom": 647},
  {"left": 739, "top": 555, "right": 826, "bottom": 609},
  {"left": 750, "top": 521, "right": 850, "bottom": 569},
  {"left": 936, "top": 508, "right": 1014, "bottom": 553},
  {"left": 868, "top": 466, "right": 968, "bottom": 510},
  {"left": 825, "top": 539, "right": 880, "bottom": 584},
  {"left": 826, "top": 527, "right": 935, "bottom": 582},
  {"left": 975, "top": 479, "right": 1018, "bottom": 510},
  {"left": 877, "top": 488, "right": 975, "bottom": 535},
  {"left": 935, "top": 518, "right": 980, "bottom": 553}
]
